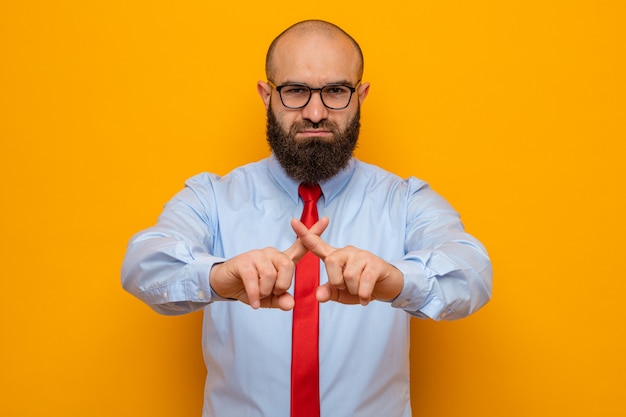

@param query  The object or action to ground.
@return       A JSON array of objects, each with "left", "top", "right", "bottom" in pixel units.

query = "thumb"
[{"left": 316, "top": 282, "right": 333, "bottom": 303}]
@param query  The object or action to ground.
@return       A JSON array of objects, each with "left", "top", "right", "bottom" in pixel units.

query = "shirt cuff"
[
  {"left": 388, "top": 259, "right": 443, "bottom": 320},
  {"left": 139, "top": 257, "right": 223, "bottom": 305},
  {"left": 388, "top": 260, "right": 428, "bottom": 308},
  {"left": 186, "top": 255, "right": 229, "bottom": 302}
]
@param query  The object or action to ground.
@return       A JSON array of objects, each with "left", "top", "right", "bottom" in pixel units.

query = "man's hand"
[
  {"left": 291, "top": 218, "right": 404, "bottom": 306},
  {"left": 209, "top": 218, "right": 330, "bottom": 310}
]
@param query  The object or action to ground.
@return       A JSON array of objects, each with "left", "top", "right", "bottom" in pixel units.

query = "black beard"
[{"left": 266, "top": 107, "right": 360, "bottom": 184}]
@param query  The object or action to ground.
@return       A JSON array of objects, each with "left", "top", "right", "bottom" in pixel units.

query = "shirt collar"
[{"left": 268, "top": 154, "right": 356, "bottom": 206}]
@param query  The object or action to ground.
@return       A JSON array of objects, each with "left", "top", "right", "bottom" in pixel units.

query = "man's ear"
[
  {"left": 357, "top": 82, "right": 370, "bottom": 104},
  {"left": 257, "top": 81, "right": 272, "bottom": 110}
]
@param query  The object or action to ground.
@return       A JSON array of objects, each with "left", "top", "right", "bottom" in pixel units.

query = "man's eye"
[
  {"left": 283, "top": 87, "right": 308, "bottom": 95},
  {"left": 324, "top": 86, "right": 349, "bottom": 95}
]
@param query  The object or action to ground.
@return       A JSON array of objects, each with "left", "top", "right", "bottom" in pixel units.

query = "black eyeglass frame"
[{"left": 267, "top": 80, "right": 360, "bottom": 110}]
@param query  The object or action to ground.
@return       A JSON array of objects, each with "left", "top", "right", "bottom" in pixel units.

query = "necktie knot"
[
  {"left": 298, "top": 183, "right": 322, "bottom": 203},
  {"left": 298, "top": 183, "right": 322, "bottom": 228}
]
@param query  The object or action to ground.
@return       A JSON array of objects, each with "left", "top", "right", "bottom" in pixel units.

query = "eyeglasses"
[{"left": 268, "top": 81, "right": 359, "bottom": 110}]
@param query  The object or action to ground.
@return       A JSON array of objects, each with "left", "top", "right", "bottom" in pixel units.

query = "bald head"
[{"left": 265, "top": 20, "right": 364, "bottom": 82}]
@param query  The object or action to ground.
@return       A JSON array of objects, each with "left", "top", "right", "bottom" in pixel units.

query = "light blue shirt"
[{"left": 122, "top": 155, "right": 492, "bottom": 417}]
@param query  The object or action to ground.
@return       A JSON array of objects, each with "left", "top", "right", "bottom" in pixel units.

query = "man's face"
[{"left": 258, "top": 31, "right": 370, "bottom": 183}]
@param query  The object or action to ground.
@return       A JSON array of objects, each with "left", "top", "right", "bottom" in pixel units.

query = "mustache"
[{"left": 291, "top": 119, "right": 339, "bottom": 132}]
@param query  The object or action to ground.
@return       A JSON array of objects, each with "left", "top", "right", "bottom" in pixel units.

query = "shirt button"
[
  {"left": 198, "top": 290, "right": 205, "bottom": 300},
  {"left": 400, "top": 300, "right": 409, "bottom": 308},
  {"left": 162, "top": 292, "right": 168, "bottom": 300}
]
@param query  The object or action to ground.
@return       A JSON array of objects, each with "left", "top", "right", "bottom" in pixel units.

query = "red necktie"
[{"left": 291, "top": 183, "right": 322, "bottom": 417}]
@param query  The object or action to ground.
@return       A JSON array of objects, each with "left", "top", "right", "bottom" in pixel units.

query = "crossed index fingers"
[
  {"left": 291, "top": 217, "right": 345, "bottom": 292},
  {"left": 290, "top": 217, "right": 334, "bottom": 260},
  {"left": 284, "top": 217, "right": 331, "bottom": 263}
]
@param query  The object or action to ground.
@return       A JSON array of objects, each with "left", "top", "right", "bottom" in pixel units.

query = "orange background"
[{"left": 1, "top": 1, "right": 624, "bottom": 416}]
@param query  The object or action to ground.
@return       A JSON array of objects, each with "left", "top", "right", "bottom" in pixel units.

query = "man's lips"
[{"left": 297, "top": 129, "right": 333, "bottom": 137}]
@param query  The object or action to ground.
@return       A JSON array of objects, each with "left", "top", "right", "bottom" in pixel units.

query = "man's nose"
[{"left": 301, "top": 90, "right": 329, "bottom": 123}]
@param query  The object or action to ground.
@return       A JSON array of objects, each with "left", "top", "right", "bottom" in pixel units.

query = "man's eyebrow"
[{"left": 279, "top": 79, "right": 357, "bottom": 86}]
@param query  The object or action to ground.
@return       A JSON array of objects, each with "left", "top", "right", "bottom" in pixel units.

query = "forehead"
[{"left": 271, "top": 32, "right": 361, "bottom": 85}]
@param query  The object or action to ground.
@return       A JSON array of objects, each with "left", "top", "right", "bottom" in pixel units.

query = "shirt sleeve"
[
  {"left": 121, "top": 174, "right": 229, "bottom": 315},
  {"left": 389, "top": 178, "right": 492, "bottom": 321}
]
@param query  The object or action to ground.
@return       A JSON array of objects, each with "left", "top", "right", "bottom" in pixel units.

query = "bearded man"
[{"left": 122, "top": 19, "right": 492, "bottom": 417}]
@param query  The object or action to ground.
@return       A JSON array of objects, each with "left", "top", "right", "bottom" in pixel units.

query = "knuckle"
[
  {"left": 260, "top": 246, "right": 279, "bottom": 256},
  {"left": 330, "top": 276, "right": 345, "bottom": 287},
  {"left": 275, "top": 256, "right": 292, "bottom": 269},
  {"left": 273, "top": 280, "right": 290, "bottom": 292},
  {"left": 257, "top": 263, "right": 277, "bottom": 280},
  {"left": 325, "top": 252, "right": 340, "bottom": 267},
  {"left": 341, "top": 263, "right": 358, "bottom": 280}
]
